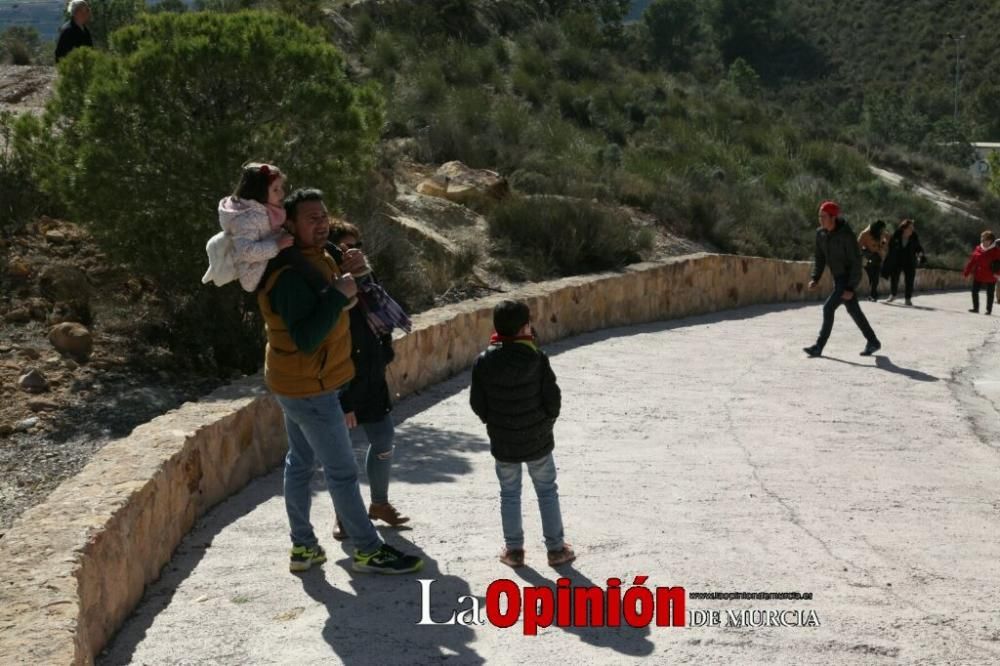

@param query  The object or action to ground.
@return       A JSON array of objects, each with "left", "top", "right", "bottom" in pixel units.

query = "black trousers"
[
  {"left": 864, "top": 260, "right": 881, "bottom": 299},
  {"left": 816, "top": 279, "right": 879, "bottom": 350},
  {"left": 889, "top": 266, "right": 916, "bottom": 300},
  {"left": 972, "top": 281, "right": 995, "bottom": 313}
]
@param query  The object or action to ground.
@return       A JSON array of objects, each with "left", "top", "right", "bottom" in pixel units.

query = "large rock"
[
  {"left": 48, "top": 301, "right": 91, "bottom": 326},
  {"left": 416, "top": 161, "right": 510, "bottom": 211},
  {"left": 5, "top": 258, "right": 32, "bottom": 280},
  {"left": 17, "top": 368, "right": 49, "bottom": 393},
  {"left": 48, "top": 322, "right": 93, "bottom": 362},
  {"left": 3, "top": 308, "right": 31, "bottom": 324},
  {"left": 27, "top": 398, "right": 59, "bottom": 412},
  {"left": 39, "top": 265, "right": 90, "bottom": 305}
]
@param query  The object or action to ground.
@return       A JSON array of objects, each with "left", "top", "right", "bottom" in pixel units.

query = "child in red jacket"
[{"left": 962, "top": 231, "right": 1000, "bottom": 314}]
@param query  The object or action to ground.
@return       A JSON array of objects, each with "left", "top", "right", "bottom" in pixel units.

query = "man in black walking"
[
  {"left": 803, "top": 200, "right": 882, "bottom": 358},
  {"left": 55, "top": 1, "right": 93, "bottom": 63}
]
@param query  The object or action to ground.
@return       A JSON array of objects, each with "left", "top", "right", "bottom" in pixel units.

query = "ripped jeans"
[{"left": 353, "top": 414, "right": 395, "bottom": 504}]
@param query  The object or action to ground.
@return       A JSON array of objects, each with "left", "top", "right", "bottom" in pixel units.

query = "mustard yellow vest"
[{"left": 257, "top": 248, "right": 354, "bottom": 398}]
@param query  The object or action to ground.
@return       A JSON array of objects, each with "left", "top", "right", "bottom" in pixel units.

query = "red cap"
[{"left": 819, "top": 200, "right": 840, "bottom": 218}]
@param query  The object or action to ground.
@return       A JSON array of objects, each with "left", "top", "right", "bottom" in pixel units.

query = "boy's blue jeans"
[
  {"left": 495, "top": 453, "right": 565, "bottom": 552},
  {"left": 275, "top": 391, "right": 382, "bottom": 555}
]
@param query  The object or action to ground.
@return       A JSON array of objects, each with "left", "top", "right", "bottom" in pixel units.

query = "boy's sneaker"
[
  {"left": 547, "top": 544, "right": 576, "bottom": 567},
  {"left": 289, "top": 544, "right": 327, "bottom": 573},
  {"left": 353, "top": 543, "right": 424, "bottom": 574},
  {"left": 886, "top": 295, "right": 896, "bottom": 302},
  {"left": 905, "top": 299, "right": 913, "bottom": 306},
  {"left": 499, "top": 547, "right": 525, "bottom": 568},
  {"left": 369, "top": 502, "right": 411, "bottom": 526}
]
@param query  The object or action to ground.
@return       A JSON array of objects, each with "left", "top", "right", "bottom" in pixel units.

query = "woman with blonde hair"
[{"left": 858, "top": 219, "right": 889, "bottom": 301}]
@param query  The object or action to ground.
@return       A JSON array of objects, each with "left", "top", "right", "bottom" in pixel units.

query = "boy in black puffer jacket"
[{"left": 470, "top": 300, "right": 574, "bottom": 568}]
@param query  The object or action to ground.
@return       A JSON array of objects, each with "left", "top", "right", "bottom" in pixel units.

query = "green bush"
[
  {"left": 0, "top": 112, "right": 47, "bottom": 232},
  {"left": 30, "top": 11, "right": 382, "bottom": 372},
  {"left": 1, "top": 27, "right": 42, "bottom": 65},
  {"left": 87, "top": 0, "right": 147, "bottom": 47},
  {"left": 425, "top": 88, "right": 497, "bottom": 166},
  {"left": 488, "top": 196, "right": 644, "bottom": 278},
  {"left": 643, "top": 0, "right": 701, "bottom": 70},
  {"left": 370, "top": 33, "right": 403, "bottom": 78},
  {"left": 555, "top": 46, "right": 596, "bottom": 81},
  {"left": 511, "top": 68, "right": 547, "bottom": 107}
]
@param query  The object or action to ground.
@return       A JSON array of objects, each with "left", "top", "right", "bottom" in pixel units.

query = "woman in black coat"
[
  {"left": 329, "top": 221, "right": 409, "bottom": 538},
  {"left": 882, "top": 218, "right": 926, "bottom": 305}
]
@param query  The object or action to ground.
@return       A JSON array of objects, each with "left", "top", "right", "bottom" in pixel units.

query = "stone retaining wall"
[{"left": 0, "top": 254, "right": 967, "bottom": 664}]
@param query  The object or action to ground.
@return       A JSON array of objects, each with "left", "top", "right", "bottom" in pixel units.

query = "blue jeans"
[
  {"left": 358, "top": 414, "right": 395, "bottom": 505},
  {"left": 275, "top": 391, "right": 382, "bottom": 554},
  {"left": 495, "top": 453, "right": 565, "bottom": 552}
]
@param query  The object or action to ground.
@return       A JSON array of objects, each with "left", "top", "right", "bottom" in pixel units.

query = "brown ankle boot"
[
  {"left": 368, "top": 502, "right": 410, "bottom": 526},
  {"left": 547, "top": 543, "right": 576, "bottom": 567},
  {"left": 332, "top": 516, "right": 347, "bottom": 541}
]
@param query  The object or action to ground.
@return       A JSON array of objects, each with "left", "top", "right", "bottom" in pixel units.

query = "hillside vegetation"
[{"left": 2, "top": 0, "right": 995, "bottom": 377}]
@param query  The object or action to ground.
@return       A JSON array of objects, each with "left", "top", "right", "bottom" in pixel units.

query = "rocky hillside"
[
  {"left": 0, "top": 65, "right": 54, "bottom": 116},
  {"left": 0, "top": 216, "right": 224, "bottom": 534}
]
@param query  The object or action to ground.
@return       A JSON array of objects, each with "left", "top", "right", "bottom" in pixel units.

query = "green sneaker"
[
  {"left": 289, "top": 544, "right": 327, "bottom": 573},
  {"left": 352, "top": 543, "right": 424, "bottom": 574}
]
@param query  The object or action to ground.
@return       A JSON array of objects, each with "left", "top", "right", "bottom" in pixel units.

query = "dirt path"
[{"left": 100, "top": 292, "right": 1000, "bottom": 665}]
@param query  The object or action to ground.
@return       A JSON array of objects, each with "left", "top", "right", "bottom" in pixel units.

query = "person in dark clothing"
[
  {"left": 882, "top": 218, "right": 926, "bottom": 305},
  {"left": 55, "top": 1, "right": 93, "bottom": 63},
  {"left": 258, "top": 187, "right": 423, "bottom": 575},
  {"left": 857, "top": 220, "right": 888, "bottom": 301},
  {"left": 326, "top": 221, "right": 410, "bottom": 540},
  {"left": 803, "top": 200, "right": 882, "bottom": 358},
  {"left": 470, "top": 300, "right": 574, "bottom": 569}
]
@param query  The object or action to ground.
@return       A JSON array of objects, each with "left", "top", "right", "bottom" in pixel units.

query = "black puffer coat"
[{"left": 470, "top": 342, "right": 561, "bottom": 463}]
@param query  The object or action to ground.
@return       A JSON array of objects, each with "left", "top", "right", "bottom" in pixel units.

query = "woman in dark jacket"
[
  {"left": 329, "top": 221, "right": 409, "bottom": 538},
  {"left": 882, "top": 218, "right": 926, "bottom": 305}
]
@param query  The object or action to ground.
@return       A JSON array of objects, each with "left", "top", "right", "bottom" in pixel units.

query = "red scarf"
[{"left": 489, "top": 332, "right": 535, "bottom": 345}]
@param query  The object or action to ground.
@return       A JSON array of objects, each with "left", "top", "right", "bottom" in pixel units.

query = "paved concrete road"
[{"left": 100, "top": 292, "right": 1000, "bottom": 665}]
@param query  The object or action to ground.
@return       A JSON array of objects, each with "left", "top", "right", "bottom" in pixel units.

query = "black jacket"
[
  {"left": 883, "top": 230, "right": 925, "bottom": 274},
  {"left": 55, "top": 21, "right": 93, "bottom": 62},
  {"left": 325, "top": 244, "right": 394, "bottom": 423},
  {"left": 811, "top": 220, "right": 862, "bottom": 290},
  {"left": 339, "top": 303, "right": 394, "bottom": 423},
  {"left": 470, "top": 341, "right": 561, "bottom": 463}
]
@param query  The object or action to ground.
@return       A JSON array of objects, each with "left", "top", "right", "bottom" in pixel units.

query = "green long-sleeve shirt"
[{"left": 269, "top": 271, "right": 349, "bottom": 354}]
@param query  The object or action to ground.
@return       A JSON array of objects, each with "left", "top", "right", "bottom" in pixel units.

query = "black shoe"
[
  {"left": 905, "top": 299, "right": 912, "bottom": 306},
  {"left": 352, "top": 543, "right": 424, "bottom": 574},
  {"left": 803, "top": 345, "right": 822, "bottom": 357},
  {"left": 986, "top": 311, "right": 993, "bottom": 316},
  {"left": 970, "top": 308, "right": 979, "bottom": 313},
  {"left": 860, "top": 341, "right": 881, "bottom": 357}
]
